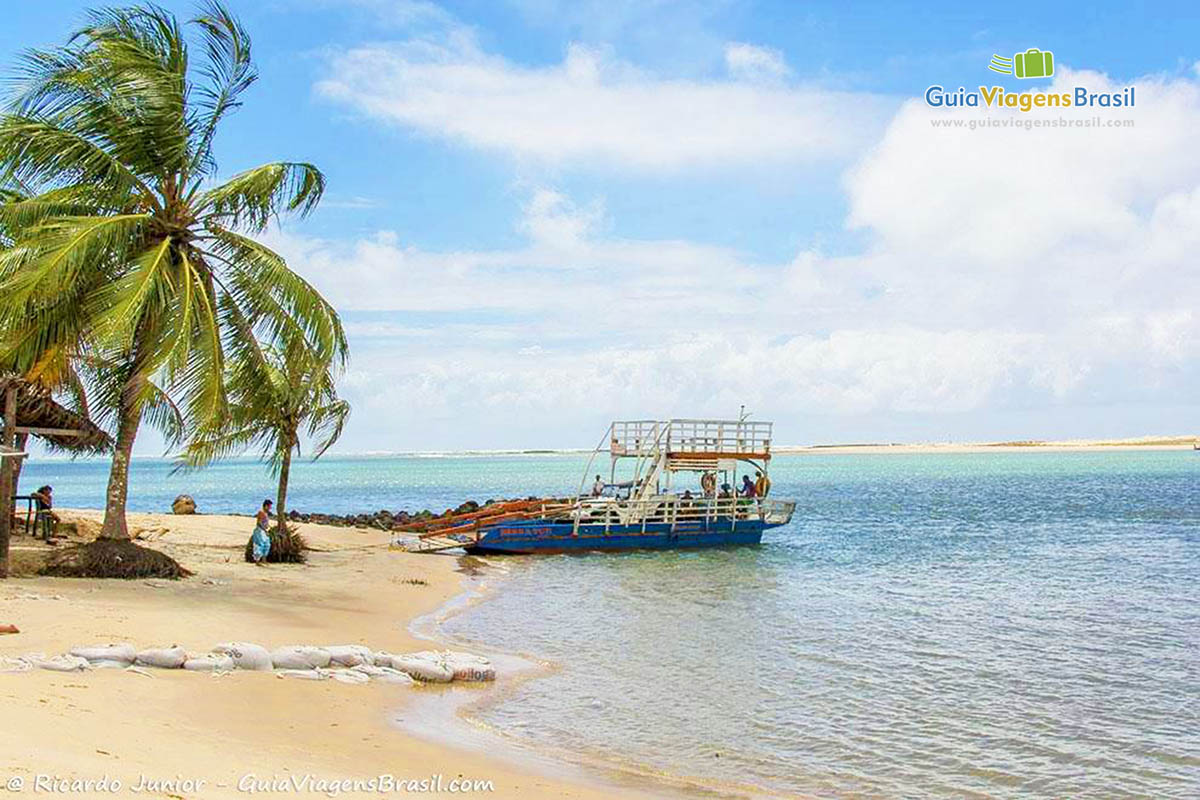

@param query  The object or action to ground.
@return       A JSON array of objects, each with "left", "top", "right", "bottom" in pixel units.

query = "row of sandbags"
[{"left": 0, "top": 642, "right": 495, "bottom": 684}]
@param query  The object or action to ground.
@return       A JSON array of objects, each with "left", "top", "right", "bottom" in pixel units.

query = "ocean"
[{"left": 20, "top": 450, "right": 1200, "bottom": 798}]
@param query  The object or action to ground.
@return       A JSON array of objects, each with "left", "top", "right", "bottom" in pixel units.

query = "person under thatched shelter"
[
  {"left": 0, "top": 376, "right": 110, "bottom": 577},
  {"left": 0, "top": 376, "right": 187, "bottom": 579}
]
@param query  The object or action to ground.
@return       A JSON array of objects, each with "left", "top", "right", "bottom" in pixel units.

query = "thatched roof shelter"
[{"left": 0, "top": 376, "right": 111, "bottom": 453}]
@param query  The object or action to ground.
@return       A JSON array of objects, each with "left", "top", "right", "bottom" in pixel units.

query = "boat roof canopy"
[{"left": 609, "top": 418, "right": 772, "bottom": 464}]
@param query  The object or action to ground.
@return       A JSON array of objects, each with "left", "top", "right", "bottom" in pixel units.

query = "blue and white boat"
[{"left": 406, "top": 418, "right": 795, "bottom": 554}]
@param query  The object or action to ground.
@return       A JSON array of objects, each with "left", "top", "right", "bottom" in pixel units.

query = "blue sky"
[{"left": 4, "top": 1, "right": 1200, "bottom": 451}]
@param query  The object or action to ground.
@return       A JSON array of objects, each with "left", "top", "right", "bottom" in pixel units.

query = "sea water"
[{"left": 22, "top": 451, "right": 1200, "bottom": 797}]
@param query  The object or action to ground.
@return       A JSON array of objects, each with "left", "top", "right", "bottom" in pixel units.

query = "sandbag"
[
  {"left": 372, "top": 651, "right": 396, "bottom": 667},
  {"left": 136, "top": 646, "right": 187, "bottom": 669},
  {"left": 271, "top": 646, "right": 332, "bottom": 670},
  {"left": 330, "top": 669, "right": 370, "bottom": 685},
  {"left": 69, "top": 643, "right": 136, "bottom": 665},
  {"left": 406, "top": 649, "right": 495, "bottom": 682},
  {"left": 183, "top": 654, "right": 235, "bottom": 672},
  {"left": 442, "top": 652, "right": 496, "bottom": 682},
  {"left": 275, "top": 668, "right": 328, "bottom": 681},
  {"left": 324, "top": 645, "right": 372, "bottom": 667},
  {"left": 387, "top": 654, "right": 453, "bottom": 683},
  {"left": 35, "top": 654, "right": 90, "bottom": 672},
  {"left": 91, "top": 659, "right": 132, "bottom": 669},
  {"left": 213, "top": 642, "right": 273, "bottom": 671},
  {"left": 351, "top": 664, "right": 415, "bottom": 685},
  {"left": 0, "top": 656, "right": 33, "bottom": 673}
]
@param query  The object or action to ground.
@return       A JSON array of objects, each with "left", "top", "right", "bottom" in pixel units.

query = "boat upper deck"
[{"left": 610, "top": 419, "right": 772, "bottom": 462}]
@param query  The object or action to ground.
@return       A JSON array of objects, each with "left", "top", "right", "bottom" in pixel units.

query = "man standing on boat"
[
  {"left": 591, "top": 474, "right": 605, "bottom": 497},
  {"left": 754, "top": 471, "right": 771, "bottom": 498}
]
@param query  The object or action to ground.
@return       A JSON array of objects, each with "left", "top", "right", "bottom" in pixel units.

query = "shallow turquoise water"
[
  {"left": 442, "top": 451, "right": 1200, "bottom": 798},
  {"left": 22, "top": 451, "right": 1200, "bottom": 797}
]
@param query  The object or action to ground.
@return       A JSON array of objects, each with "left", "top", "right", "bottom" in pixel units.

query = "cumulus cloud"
[
  {"left": 841, "top": 68, "right": 1200, "bottom": 335},
  {"left": 724, "top": 43, "right": 790, "bottom": 82},
  {"left": 291, "top": 54, "right": 1200, "bottom": 448},
  {"left": 315, "top": 36, "right": 892, "bottom": 168}
]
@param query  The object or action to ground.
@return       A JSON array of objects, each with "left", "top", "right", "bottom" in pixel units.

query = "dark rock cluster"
[{"left": 287, "top": 500, "right": 484, "bottom": 531}]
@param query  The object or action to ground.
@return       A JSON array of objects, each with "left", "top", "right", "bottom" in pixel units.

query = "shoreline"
[
  {"left": 0, "top": 511, "right": 650, "bottom": 800},
  {"left": 403, "top": 558, "right": 777, "bottom": 800}
]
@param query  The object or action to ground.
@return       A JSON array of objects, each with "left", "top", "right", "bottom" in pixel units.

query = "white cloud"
[
  {"left": 315, "top": 37, "right": 892, "bottom": 168},
  {"left": 519, "top": 189, "right": 606, "bottom": 249},
  {"left": 288, "top": 60, "right": 1200, "bottom": 448},
  {"left": 840, "top": 68, "right": 1200, "bottom": 337},
  {"left": 724, "top": 43, "right": 789, "bottom": 82}
]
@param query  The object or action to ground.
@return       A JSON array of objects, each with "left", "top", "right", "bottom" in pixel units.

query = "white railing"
[
  {"left": 570, "top": 496, "right": 795, "bottom": 530},
  {"left": 611, "top": 419, "right": 772, "bottom": 457},
  {"left": 610, "top": 420, "right": 663, "bottom": 456}
]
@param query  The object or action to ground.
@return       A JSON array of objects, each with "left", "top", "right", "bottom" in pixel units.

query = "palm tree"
[
  {"left": 181, "top": 335, "right": 349, "bottom": 533},
  {"left": 0, "top": 2, "right": 346, "bottom": 539}
]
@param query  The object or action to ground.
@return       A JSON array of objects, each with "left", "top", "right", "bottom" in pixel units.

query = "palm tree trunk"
[
  {"left": 275, "top": 438, "right": 293, "bottom": 533},
  {"left": 0, "top": 385, "right": 16, "bottom": 578},
  {"left": 99, "top": 389, "right": 141, "bottom": 540}
]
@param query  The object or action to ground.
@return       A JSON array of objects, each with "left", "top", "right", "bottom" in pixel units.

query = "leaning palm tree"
[
  {"left": 0, "top": 2, "right": 346, "bottom": 539},
  {"left": 181, "top": 335, "right": 349, "bottom": 534}
]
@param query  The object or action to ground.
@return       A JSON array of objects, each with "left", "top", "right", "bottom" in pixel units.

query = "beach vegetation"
[
  {"left": 0, "top": 2, "right": 346, "bottom": 543},
  {"left": 242, "top": 523, "right": 308, "bottom": 564},
  {"left": 41, "top": 537, "right": 191, "bottom": 579},
  {"left": 182, "top": 333, "right": 349, "bottom": 535}
]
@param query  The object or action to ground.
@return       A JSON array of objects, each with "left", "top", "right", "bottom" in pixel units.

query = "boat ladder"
[{"left": 405, "top": 533, "right": 475, "bottom": 553}]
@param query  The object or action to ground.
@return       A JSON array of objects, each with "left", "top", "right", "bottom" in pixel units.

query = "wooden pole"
[{"left": 0, "top": 385, "right": 17, "bottom": 579}]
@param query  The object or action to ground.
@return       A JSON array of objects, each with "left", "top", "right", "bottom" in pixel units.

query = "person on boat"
[
  {"left": 250, "top": 499, "right": 273, "bottom": 565},
  {"left": 754, "top": 470, "right": 771, "bottom": 498},
  {"left": 718, "top": 483, "right": 733, "bottom": 499},
  {"left": 591, "top": 474, "right": 605, "bottom": 497},
  {"left": 700, "top": 471, "right": 717, "bottom": 498},
  {"left": 739, "top": 475, "right": 757, "bottom": 498}
]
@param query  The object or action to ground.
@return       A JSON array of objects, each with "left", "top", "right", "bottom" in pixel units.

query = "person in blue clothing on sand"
[{"left": 251, "top": 499, "right": 272, "bottom": 565}]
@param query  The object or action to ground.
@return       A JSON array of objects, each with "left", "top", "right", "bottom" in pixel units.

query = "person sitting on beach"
[
  {"left": 739, "top": 475, "right": 757, "bottom": 498},
  {"left": 754, "top": 470, "right": 771, "bottom": 499},
  {"left": 31, "top": 485, "right": 60, "bottom": 542},
  {"left": 591, "top": 474, "right": 605, "bottom": 497},
  {"left": 250, "top": 499, "right": 273, "bottom": 565}
]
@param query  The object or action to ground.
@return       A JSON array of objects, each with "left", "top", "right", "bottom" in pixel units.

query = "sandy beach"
[
  {"left": 0, "top": 511, "right": 642, "bottom": 800},
  {"left": 775, "top": 435, "right": 1199, "bottom": 454}
]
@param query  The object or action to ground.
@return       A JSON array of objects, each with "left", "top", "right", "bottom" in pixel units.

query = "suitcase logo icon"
[{"left": 988, "top": 48, "right": 1054, "bottom": 79}]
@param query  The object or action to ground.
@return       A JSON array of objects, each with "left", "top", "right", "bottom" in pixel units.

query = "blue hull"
[{"left": 464, "top": 519, "right": 774, "bottom": 555}]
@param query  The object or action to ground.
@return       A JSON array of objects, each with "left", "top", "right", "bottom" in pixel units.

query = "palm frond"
[
  {"left": 199, "top": 162, "right": 324, "bottom": 231},
  {"left": 0, "top": 114, "right": 158, "bottom": 202},
  {"left": 0, "top": 213, "right": 147, "bottom": 306},
  {"left": 203, "top": 227, "right": 346, "bottom": 366},
  {"left": 189, "top": 0, "right": 256, "bottom": 173}
]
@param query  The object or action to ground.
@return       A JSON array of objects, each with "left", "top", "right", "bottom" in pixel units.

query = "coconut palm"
[
  {"left": 180, "top": 334, "right": 349, "bottom": 534},
  {"left": 0, "top": 2, "right": 346, "bottom": 539}
]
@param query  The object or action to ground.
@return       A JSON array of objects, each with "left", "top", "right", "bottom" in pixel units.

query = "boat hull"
[{"left": 463, "top": 519, "right": 776, "bottom": 555}]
